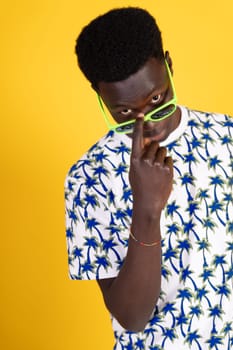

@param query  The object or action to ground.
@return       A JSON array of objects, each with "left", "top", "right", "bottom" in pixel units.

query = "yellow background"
[{"left": 1, "top": 0, "right": 232, "bottom": 349}]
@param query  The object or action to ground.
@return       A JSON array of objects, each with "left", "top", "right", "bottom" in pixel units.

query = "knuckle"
[{"left": 130, "top": 157, "right": 140, "bottom": 166}]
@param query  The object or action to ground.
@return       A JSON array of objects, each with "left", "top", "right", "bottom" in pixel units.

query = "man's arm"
[{"left": 98, "top": 116, "right": 173, "bottom": 332}]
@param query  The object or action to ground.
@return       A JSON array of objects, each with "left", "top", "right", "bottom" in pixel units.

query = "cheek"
[
  {"left": 162, "top": 112, "right": 179, "bottom": 132},
  {"left": 112, "top": 115, "right": 122, "bottom": 123}
]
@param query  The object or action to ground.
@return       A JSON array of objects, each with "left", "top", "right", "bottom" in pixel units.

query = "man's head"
[
  {"left": 75, "top": 7, "right": 164, "bottom": 89},
  {"left": 75, "top": 7, "right": 180, "bottom": 142}
]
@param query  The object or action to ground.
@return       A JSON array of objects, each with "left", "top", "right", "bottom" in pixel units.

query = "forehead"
[{"left": 98, "top": 57, "right": 166, "bottom": 108}]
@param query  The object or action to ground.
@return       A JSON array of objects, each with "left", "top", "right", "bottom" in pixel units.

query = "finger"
[
  {"left": 142, "top": 141, "right": 159, "bottom": 162},
  {"left": 164, "top": 156, "right": 173, "bottom": 173},
  {"left": 131, "top": 116, "right": 144, "bottom": 159},
  {"left": 154, "top": 147, "right": 167, "bottom": 164}
]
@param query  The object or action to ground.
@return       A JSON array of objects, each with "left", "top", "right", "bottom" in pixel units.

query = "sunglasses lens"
[
  {"left": 150, "top": 103, "right": 176, "bottom": 120},
  {"left": 115, "top": 123, "right": 134, "bottom": 134}
]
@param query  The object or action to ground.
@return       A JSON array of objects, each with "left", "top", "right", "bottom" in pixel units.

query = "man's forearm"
[{"left": 98, "top": 215, "right": 162, "bottom": 332}]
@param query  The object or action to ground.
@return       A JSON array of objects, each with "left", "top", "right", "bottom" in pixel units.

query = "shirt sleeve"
[{"left": 64, "top": 157, "right": 130, "bottom": 281}]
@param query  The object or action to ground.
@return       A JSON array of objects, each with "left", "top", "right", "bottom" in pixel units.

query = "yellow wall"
[{"left": 1, "top": 1, "right": 232, "bottom": 349}]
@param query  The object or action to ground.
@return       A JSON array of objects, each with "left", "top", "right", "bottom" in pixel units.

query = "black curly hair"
[{"left": 75, "top": 7, "right": 164, "bottom": 89}]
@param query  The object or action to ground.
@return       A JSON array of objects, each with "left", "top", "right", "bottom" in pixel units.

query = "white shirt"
[{"left": 65, "top": 106, "right": 233, "bottom": 349}]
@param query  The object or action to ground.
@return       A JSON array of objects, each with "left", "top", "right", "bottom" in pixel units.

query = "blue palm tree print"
[{"left": 65, "top": 107, "right": 233, "bottom": 349}]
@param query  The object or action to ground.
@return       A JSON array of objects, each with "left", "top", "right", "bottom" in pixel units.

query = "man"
[{"left": 65, "top": 7, "right": 233, "bottom": 349}]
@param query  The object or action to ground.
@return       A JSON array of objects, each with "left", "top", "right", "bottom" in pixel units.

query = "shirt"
[{"left": 65, "top": 106, "right": 233, "bottom": 349}]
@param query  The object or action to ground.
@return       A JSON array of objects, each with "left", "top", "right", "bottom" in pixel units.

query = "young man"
[{"left": 65, "top": 7, "right": 233, "bottom": 349}]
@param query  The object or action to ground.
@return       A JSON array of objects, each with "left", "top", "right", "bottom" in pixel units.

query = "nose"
[
  {"left": 143, "top": 120, "right": 156, "bottom": 130},
  {"left": 135, "top": 108, "right": 156, "bottom": 130},
  {"left": 135, "top": 115, "right": 155, "bottom": 131},
  {"left": 135, "top": 104, "right": 154, "bottom": 118}
]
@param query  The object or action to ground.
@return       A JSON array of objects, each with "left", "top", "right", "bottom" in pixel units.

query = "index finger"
[{"left": 131, "top": 116, "right": 144, "bottom": 159}]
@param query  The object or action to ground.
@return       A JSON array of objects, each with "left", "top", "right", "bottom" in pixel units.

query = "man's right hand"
[{"left": 129, "top": 116, "right": 174, "bottom": 215}]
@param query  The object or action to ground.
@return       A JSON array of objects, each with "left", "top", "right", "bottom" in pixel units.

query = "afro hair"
[{"left": 75, "top": 7, "right": 164, "bottom": 88}]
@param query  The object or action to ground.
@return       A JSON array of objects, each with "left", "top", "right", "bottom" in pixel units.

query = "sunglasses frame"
[{"left": 97, "top": 59, "right": 177, "bottom": 134}]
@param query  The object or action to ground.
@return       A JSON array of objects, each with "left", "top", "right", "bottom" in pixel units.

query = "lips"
[{"left": 143, "top": 127, "right": 167, "bottom": 143}]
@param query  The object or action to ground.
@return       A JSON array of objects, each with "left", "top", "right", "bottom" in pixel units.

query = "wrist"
[
  {"left": 131, "top": 212, "right": 161, "bottom": 242},
  {"left": 132, "top": 206, "right": 161, "bottom": 225},
  {"left": 130, "top": 229, "right": 161, "bottom": 247}
]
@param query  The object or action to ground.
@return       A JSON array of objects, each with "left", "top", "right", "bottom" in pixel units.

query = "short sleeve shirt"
[{"left": 65, "top": 106, "right": 233, "bottom": 349}]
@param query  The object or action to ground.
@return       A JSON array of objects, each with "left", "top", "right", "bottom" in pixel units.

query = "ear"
[{"left": 165, "top": 51, "right": 174, "bottom": 75}]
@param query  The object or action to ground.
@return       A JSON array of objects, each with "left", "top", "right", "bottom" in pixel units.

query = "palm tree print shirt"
[{"left": 65, "top": 106, "right": 233, "bottom": 349}]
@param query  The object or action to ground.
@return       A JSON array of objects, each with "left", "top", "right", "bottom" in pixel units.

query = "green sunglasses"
[{"left": 97, "top": 60, "right": 177, "bottom": 134}]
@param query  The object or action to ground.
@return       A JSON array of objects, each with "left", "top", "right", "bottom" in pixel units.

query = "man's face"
[{"left": 98, "top": 56, "right": 181, "bottom": 143}]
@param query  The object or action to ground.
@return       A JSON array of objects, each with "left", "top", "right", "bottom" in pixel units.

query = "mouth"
[
  {"left": 127, "top": 126, "right": 168, "bottom": 144},
  {"left": 142, "top": 127, "right": 169, "bottom": 145}
]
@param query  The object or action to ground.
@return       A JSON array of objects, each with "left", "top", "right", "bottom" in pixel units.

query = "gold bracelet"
[{"left": 129, "top": 230, "right": 161, "bottom": 247}]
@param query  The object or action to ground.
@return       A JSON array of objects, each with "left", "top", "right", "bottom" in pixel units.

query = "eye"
[
  {"left": 151, "top": 94, "right": 162, "bottom": 104},
  {"left": 120, "top": 108, "right": 132, "bottom": 116}
]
